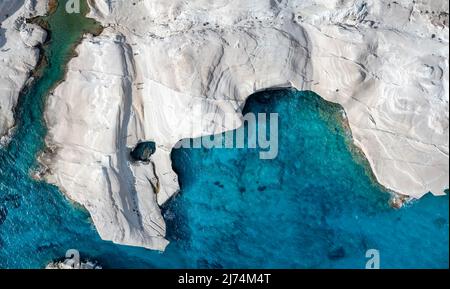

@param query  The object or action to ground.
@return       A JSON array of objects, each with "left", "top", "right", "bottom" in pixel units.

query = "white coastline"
[
  {"left": 0, "top": 0, "right": 49, "bottom": 138},
  {"left": 3, "top": 0, "right": 448, "bottom": 251}
]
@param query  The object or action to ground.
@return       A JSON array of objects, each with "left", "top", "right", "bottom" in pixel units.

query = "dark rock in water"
[
  {"left": 257, "top": 185, "right": 267, "bottom": 192},
  {"left": 1, "top": 194, "right": 21, "bottom": 209},
  {"left": 130, "top": 141, "right": 156, "bottom": 162},
  {"left": 239, "top": 187, "right": 246, "bottom": 193},
  {"left": 327, "top": 246, "right": 346, "bottom": 260},
  {"left": 10, "top": 196, "right": 21, "bottom": 209},
  {"left": 214, "top": 181, "right": 224, "bottom": 188},
  {"left": 0, "top": 206, "right": 8, "bottom": 225},
  {"left": 37, "top": 243, "right": 58, "bottom": 252},
  {"left": 434, "top": 217, "right": 448, "bottom": 228},
  {"left": 197, "top": 258, "right": 223, "bottom": 269}
]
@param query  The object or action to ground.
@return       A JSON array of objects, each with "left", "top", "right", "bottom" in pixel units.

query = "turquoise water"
[
  {"left": 0, "top": 2, "right": 448, "bottom": 269},
  {"left": 167, "top": 90, "right": 449, "bottom": 269},
  {"left": 1, "top": 87, "right": 448, "bottom": 268}
]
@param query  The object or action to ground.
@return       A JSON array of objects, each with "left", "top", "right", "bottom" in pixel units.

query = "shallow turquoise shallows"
[{"left": 0, "top": 1, "right": 448, "bottom": 269}]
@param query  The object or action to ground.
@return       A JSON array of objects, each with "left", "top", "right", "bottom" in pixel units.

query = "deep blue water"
[{"left": 0, "top": 1, "right": 448, "bottom": 269}]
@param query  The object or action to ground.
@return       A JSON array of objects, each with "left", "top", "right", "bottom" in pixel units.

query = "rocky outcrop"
[
  {"left": 39, "top": 0, "right": 448, "bottom": 250},
  {"left": 131, "top": 142, "right": 157, "bottom": 162},
  {"left": 0, "top": 0, "right": 48, "bottom": 140},
  {"left": 41, "top": 33, "right": 168, "bottom": 250}
]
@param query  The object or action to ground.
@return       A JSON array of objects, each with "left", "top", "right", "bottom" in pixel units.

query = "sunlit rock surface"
[
  {"left": 39, "top": 0, "right": 448, "bottom": 250},
  {"left": 0, "top": 0, "right": 48, "bottom": 139}
]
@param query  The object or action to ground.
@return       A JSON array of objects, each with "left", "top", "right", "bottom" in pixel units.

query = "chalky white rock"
[
  {"left": 6, "top": 0, "right": 449, "bottom": 251},
  {"left": 0, "top": 0, "right": 48, "bottom": 140}
]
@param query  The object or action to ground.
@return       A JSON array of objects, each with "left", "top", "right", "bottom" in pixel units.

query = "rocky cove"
[{"left": 0, "top": 0, "right": 448, "bottom": 268}]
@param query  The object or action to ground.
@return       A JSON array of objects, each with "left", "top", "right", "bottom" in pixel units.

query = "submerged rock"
[
  {"left": 0, "top": 206, "right": 8, "bottom": 225},
  {"left": 0, "top": 194, "right": 21, "bottom": 209},
  {"left": 327, "top": 246, "right": 346, "bottom": 260}
]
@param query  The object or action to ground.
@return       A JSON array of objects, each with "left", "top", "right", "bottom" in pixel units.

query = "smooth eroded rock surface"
[
  {"left": 39, "top": 0, "right": 448, "bottom": 250},
  {"left": 0, "top": 0, "right": 48, "bottom": 140}
]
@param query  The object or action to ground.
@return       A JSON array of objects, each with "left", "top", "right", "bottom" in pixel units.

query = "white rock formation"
[
  {"left": 0, "top": 0, "right": 48, "bottom": 139},
  {"left": 39, "top": 0, "right": 449, "bottom": 250},
  {"left": 46, "top": 257, "right": 101, "bottom": 269}
]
